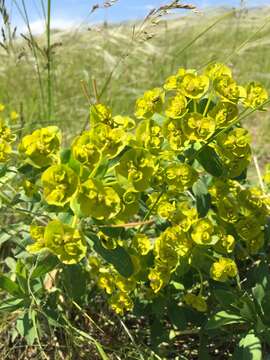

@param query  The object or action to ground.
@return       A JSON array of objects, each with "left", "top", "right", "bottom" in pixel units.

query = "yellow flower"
[
  {"left": 0, "top": 103, "right": 5, "bottom": 112},
  {"left": 0, "top": 120, "right": 16, "bottom": 143},
  {"left": 183, "top": 293, "right": 207, "bottom": 312},
  {"left": 215, "top": 233, "right": 235, "bottom": 254},
  {"left": 191, "top": 218, "right": 216, "bottom": 246},
  {"left": 0, "top": 139, "right": 11, "bottom": 162},
  {"left": 214, "top": 75, "right": 246, "bottom": 104},
  {"left": 97, "top": 272, "right": 115, "bottom": 294},
  {"left": 204, "top": 63, "right": 232, "bottom": 80},
  {"left": 182, "top": 113, "right": 215, "bottom": 142},
  {"left": 180, "top": 73, "right": 209, "bottom": 99},
  {"left": 78, "top": 178, "right": 121, "bottom": 219},
  {"left": 10, "top": 111, "right": 19, "bottom": 121},
  {"left": 90, "top": 103, "right": 112, "bottom": 127},
  {"left": 163, "top": 118, "right": 188, "bottom": 152},
  {"left": 148, "top": 263, "right": 170, "bottom": 293},
  {"left": 244, "top": 82, "right": 268, "bottom": 109},
  {"left": 71, "top": 131, "right": 100, "bottom": 171},
  {"left": 110, "top": 292, "right": 133, "bottom": 315},
  {"left": 27, "top": 220, "right": 87, "bottom": 264},
  {"left": 209, "top": 102, "right": 238, "bottom": 128},
  {"left": 26, "top": 225, "right": 46, "bottom": 253},
  {"left": 165, "top": 93, "right": 187, "bottom": 119},
  {"left": 19, "top": 126, "right": 61, "bottom": 168},
  {"left": 44, "top": 220, "right": 87, "bottom": 264},
  {"left": 41, "top": 164, "right": 79, "bottom": 207},
  {"left": 210, "top": 257, "right": 238, "bottom": 282},
  {"left": 135, "top": 88, "right": 164, "bottom": 119},
  {"left": 133, "top": 234, "right": 152, "bottom": 256},
  {"left": 165, "top": 163, "right": 198, "bottom": 191}
]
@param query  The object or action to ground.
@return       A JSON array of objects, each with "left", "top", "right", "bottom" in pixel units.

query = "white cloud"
[{"left": 21, "top": 18, "right": 76, "bottom": 35}]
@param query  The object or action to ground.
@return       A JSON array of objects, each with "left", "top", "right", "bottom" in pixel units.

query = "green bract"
[
  {"left": 72, "top": 131, "right": 100, "bottom": 171},
  {"left": 19, "top": 126, "right": 61, "bottom": 168},
  {"left": 27, "top": 221, "right": 87, "bottom": 264},
  {"left": 78, "top": 178, "right": 121, "bottom": 219},
  {"left": 41, "top": 164, "right": 79, "bottom": 206},
  {"left": 116, "top": 148, "right": 157, "bottom": 191},
  {"left": 45, "top": 220, "right": 87, "bottom": 264},
  {"left": 182, "top": 112, "right": 216, "bottom": 141},
  {"left": 181, "top": 73, "right": 209, "bottom": 99}
]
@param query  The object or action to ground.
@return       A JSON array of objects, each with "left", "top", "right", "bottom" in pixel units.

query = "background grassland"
[{"left": 0, "top": 6, "right": 270, "bottom": 164}]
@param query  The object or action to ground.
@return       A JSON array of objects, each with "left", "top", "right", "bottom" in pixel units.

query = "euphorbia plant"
[{"left": 1, "top": 63, "right": 270, "bottom": 357}]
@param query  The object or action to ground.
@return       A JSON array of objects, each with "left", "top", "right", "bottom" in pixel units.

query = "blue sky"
[{"left": 5, "top": 0, "right": 270, "bottom": 34}]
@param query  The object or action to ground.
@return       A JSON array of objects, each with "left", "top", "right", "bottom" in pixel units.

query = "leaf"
[
  {"left": 91, "top": 235, "right": 134, "bottom": 278},
  {"left": 205, "top": 311, "right": 245, "bottom": 330},
  {"left": 213, "top": 289, "right": 238, "bottom": 308},
  {"left": 192, "top": 178, "right": 211, "bottom": 217},
  {"left": 60, "top": 148, "right": 71, "bottom": 164},
  {"left": 232, "top": 331, "right": 262, "bottom": 360},
  {"left": 0, "top": 164, "right": 7, "bottom": 177},
  {"left": 0, "top": 274, "right": 24, "bottom": 297},
  {"left": 197, "top": 145, "right": 224, "bottom": 177},
  {"left": 168, "top": 303, "right": 187, "bottom": 330},
  {"left": 31, "top": 255, "right": 59, "bottom": 279},
  {"left": 0, "top": 298, "right": 25, "bottom": 312},
  {"left": 62, "top": 264, "right": 87, "bottom": 303},
  {"left": 16, "top": 311, "right": 38, "bottom": 346}
]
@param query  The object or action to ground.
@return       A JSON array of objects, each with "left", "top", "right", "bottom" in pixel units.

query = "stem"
[
  {"left": 203, "top": 91, "right": 213, "bottom": 117},
  {"left": 46, "top": 0, "right": 52, "bottom": 121},
  {"left": 17, "top": 0, "right": 46, "bottom": 119},
  {"left": 253, "top": 155, "right": 265, "bottom": 192},
  {"left": 137, "top": 189, "right": 165, "bottom": 234},
  {"left": 193, "top": 99, "right": 197, "bottom": 113}
]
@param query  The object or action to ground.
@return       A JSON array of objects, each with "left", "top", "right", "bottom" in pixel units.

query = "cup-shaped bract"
[
  {"left": 78, "top": 178, "right": 121, "bottom": 220},
  {"left": 44, "top": 220, "right": 87, "bottom": 264},
  {"left": 41, "top": 164, "right": 79, "bottom": 207},
  {"left": 19, "top": 126, "right": 61, "bottom": 168}
]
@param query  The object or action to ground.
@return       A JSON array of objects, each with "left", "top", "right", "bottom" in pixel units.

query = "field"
[{"left": 1, "top": 2, "right": 270, "bottom": 359}]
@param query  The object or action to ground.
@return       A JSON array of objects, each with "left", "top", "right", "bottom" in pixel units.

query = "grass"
[{"left": 1, "top": 2, "right": 270, "bottom": 359}]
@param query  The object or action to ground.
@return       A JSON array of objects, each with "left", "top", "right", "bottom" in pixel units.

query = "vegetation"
[{"left": 0, "top": 1, "right": 270, "bottom": 359}]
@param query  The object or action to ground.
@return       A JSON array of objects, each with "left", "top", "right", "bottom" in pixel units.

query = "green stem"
[
  {"left": 47, "top": 0, "right": 52, "bottom": 121},
  {"left": 18, "top": 0, "right": 46, "bottom": 119},
  {"left": 137, "top": 188, "right": 165, "bottom": 234},
  {"left": 203, "top": 91, "right": 213, "bottom": 117}
]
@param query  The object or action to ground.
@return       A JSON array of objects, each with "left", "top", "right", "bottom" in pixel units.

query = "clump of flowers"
[{"left": 1, "top": 63, "right": 269, "bottom": 323}]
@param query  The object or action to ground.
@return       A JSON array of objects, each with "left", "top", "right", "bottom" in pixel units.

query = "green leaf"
[
  {"left": 232, "top": 331, "right": 262, "bottom": 360},
  {"left": 62, "top": 264, "right": 87, "bottom": 303},
  {"left": 92, "top": 235, "right": 134, "bottom": 278},
  {"left": 0, "top": 298, "right": 25, "bottom": 312},
  {"left": 16, "top": 311, "right": 38, "bottom": 346},
  {"left": 213, "top": 289, "right": 238, "bottom": 308},
  {"left": 60, "top": 148, "right": 71, "bottom": 164},
  {"left": 192, "top": 178, "right": 211, "bottom": 217},
  {"left": 197, "top": 145, "right": 224, "bottom": 177},
  {"left": 168, "top": 303, "right": 187, "bottom": 330},
  {"left": 0, "top": 274, "right": 24, "bottom": 297},
  {"left": 31, "top": 255, "right": 59, "bottom": 279},
  {"left": 205, "top": 311, "right": 245, "bottom": 330},
  {"left": 0, "top": 164, "right": 7, "bottom": 177}
]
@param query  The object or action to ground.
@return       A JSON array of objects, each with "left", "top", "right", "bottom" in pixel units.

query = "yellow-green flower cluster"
[
  {"left": 19, "top": 126, "right": 61, "bottom": 168},
  {"left": 210, "top": 257, "right": 238, "bottom": 282},
  {"left": 27, "top": 220, "right": 87, "bottom": 264},
  {"left": 12, "top": 63, "right": 269, "bottom": 318},
  {"left": 183, "top": 293, "right": 207, "bottom": 312},
  {"left": 0, "top": 113, "right": 16, "bottom": 162}
]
